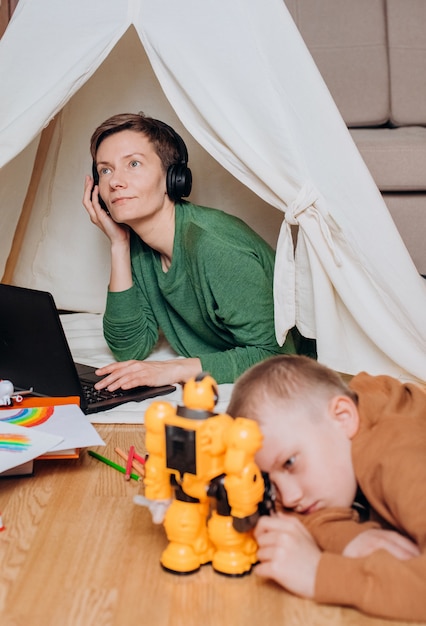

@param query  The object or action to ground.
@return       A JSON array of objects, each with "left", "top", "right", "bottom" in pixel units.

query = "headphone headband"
[{"left": 155, "top": 120, "right": 189, "bottom": 164}]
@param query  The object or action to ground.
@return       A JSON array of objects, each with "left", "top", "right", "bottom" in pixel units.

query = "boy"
[{"left": 227, "top": 355, "right": 426, "bottom": 621}]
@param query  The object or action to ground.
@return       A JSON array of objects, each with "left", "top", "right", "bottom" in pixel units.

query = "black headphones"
[
  {"left": 91, "top": 160, "right": 109, "bottom": 212},
  {"left": 156, "top": 120, "right": 192, "bottom": 202}
]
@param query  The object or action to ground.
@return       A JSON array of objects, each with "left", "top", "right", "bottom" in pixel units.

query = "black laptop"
[{"left": 0, "top": 284, "right": 175, "bottom": 414}]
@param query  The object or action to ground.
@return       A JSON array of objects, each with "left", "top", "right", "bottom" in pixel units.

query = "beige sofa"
[{"left": 285, "top": 0, "right": 426, "bottom": 276}]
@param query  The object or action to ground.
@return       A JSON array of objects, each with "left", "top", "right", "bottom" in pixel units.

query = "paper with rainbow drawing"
[
  {"left": 0, "top": 421, "right": 62, "bottom": 473},
  {"left": 0, "top": 404, "right": 104, "bottom": 472}
]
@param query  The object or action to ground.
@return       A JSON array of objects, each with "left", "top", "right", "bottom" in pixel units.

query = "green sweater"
[{"left": 103, "top": 202, "right": 297, "bottom": 383}]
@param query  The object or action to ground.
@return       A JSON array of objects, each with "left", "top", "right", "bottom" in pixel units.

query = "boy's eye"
[
  {"left": 283, "top": 455, "right": 296, "bottom": 470},
  {"left": 130, "top": 160, "right": 140, "bottom": 168}
]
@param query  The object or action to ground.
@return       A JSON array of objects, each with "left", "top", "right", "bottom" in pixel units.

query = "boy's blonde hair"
[{"left": 227, "top": 355, "right": 357, "bottom": 420}]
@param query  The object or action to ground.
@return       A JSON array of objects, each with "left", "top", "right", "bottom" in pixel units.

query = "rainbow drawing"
[
  {"left": 0, "top": 406, "right": 54, "bottom": 428},
  {"left": 0, "top": 432, "right": 31, "bottom": 453}
]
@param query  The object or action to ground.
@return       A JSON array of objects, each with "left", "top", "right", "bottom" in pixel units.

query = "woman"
[{"left": 83, "top": 112, "right": 309, "bottom": 391}]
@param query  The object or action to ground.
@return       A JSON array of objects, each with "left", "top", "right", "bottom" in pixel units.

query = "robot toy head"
[{"left": 182, "top": 372, "right": 218, "bottom": 413}]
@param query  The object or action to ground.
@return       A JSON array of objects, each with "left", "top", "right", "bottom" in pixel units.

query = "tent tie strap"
[{"left": 284, "top": 183, "right": 342, "bottom": 267}]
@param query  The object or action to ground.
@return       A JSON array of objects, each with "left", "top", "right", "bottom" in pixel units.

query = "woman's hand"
[
  {"left": 82, "top": 175, "right": 129, "bottom": 245},
  {"left": 83, "top": 175, "right": 133, "bottom": 291},
  {"left": 94, "top": 357, "right": 202, "bottom": 389},
  {"left": 254, "top": 512, "right": 321, "bottom": 598}
]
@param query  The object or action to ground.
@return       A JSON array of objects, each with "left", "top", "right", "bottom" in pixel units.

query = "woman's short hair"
[{"left": 90, "top": 112, "right": 181, "bottom": 172}]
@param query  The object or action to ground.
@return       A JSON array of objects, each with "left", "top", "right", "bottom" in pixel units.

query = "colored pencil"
[
  {"left": 114, "top": 446, "right": 145, "bottom": 476},
  {"left": 125, "top": 445, "right": 135, "bottom": 481},
  {"left": 133, "top": 450, "right": 146, "bottom": 465},
  {"left": 88, "top": 450, "right": 141, "bottom": 482}
]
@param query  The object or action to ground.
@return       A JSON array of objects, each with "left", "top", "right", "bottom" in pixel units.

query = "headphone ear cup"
[
  {"left": 166, "top": 163, "right": 192, "bottom": 201},
  {"left": 91, "top": 160, "right": 109, "bottom": 213}
]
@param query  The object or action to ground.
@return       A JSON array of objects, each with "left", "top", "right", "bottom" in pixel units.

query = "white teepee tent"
[{"left": 0, "top": 0, "right": 425, "bottom": 381}]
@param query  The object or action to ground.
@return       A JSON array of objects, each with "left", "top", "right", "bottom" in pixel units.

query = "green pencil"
[{"left": 88, "top": 450, "right": 141, "bottom": 482}]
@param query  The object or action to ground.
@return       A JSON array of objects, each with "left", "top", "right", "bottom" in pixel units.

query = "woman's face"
[{"left": 95, "top": 129, "right": 171, "bottom": 226}]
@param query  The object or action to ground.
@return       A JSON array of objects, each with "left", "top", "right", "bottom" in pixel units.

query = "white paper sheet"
[
  {"left": 0, "top": 403, "right": 105, "bottom": 451},
  {"left": 0, "top": 421, "right": 63, "bottom": 473}
]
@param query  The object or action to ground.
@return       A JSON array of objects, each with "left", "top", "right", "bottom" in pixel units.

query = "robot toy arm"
[
  {"left": 223, "top": 417, "right": 268, "bottom": 531},
  {"left": 133, "top": 495, "right": 172, "bottom": 524},
  {"left": 136, "top": 401, "right": 175, "bottom": 524}
]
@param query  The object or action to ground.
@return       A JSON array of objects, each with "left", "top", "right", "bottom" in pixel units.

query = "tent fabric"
[{"left": 0, "top": 0, "right": 425, "bottom": 382}]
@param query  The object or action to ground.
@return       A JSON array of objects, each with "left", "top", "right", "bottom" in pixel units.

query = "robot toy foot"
[
  {"left": 212, "top": 549, "right": 257, "bottom": 577},
  {"left": 160, "top": 541, "right": 213, "bottom": 574}
]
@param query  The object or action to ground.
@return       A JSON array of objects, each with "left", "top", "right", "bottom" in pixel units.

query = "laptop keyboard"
[{"left": 81, "top": 382, "right": 127, "bottom": 405}]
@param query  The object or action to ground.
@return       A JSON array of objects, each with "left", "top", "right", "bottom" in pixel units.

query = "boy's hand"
[
  {"left": 343, "top": 528, "right": 420, "bottom": 560},
  {"left": 254, "top": 512, "right": 321, "bottom": 598}
]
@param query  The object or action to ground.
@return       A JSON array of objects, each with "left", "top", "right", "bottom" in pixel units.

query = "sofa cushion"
[
  {"left": 285, "top": 0, "right": 390, "bottom": 126},
  {"left": 387, "top": 0, "right": 426, "bottom": 125},
  {"left": 383, "top": 193, "right": 426, "bottom": 274},
  {"left": 350, "top": 126, "right": 426, "bottom": 192}
]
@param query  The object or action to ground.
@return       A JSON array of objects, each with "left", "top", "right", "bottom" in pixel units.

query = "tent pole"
[{"left": 1, "top": 116, "right": 58, "bottom": 284}]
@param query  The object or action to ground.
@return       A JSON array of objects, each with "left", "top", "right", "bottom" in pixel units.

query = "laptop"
[{"left": 0, "top": 284, "right": 175, "bottom": 414}]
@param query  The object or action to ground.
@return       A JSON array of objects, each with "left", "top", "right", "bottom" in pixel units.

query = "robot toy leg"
[
  {"left": 161, "top": 499, "right": 214, "bottom": 574},
  {"left": 207, "top": 510, "right": 258, "bottom": 576}
]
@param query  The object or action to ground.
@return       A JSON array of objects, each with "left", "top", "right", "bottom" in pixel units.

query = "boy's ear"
[{"left": 329, "top": 395, "right": 359, "bottom": 439}]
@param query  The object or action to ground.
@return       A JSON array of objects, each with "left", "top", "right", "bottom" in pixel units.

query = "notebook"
[{"left": 0, "top": 284, "right": 175, "bottom": 414}]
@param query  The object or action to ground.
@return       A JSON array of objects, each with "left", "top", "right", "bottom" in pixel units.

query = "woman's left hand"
[{"left": 94, "top": 357, "right": 202, "bottom": 389}]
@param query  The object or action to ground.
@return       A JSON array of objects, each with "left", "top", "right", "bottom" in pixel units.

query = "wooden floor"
[{"left": 0, "top": 423, "right": 423, "bottom": 626}]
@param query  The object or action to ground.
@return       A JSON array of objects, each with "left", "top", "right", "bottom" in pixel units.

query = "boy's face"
[{"left": 255, "top": 395, "right": 358, "bottom": 514}]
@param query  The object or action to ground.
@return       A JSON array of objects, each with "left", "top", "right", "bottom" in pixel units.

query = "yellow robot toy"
[{"left": 134, "top": 372, "right": 274, "bottom": 576}]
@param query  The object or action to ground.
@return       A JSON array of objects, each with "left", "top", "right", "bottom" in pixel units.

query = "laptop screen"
[{"left": 0, "top": 284, "right": 84, "bottom": 404}]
